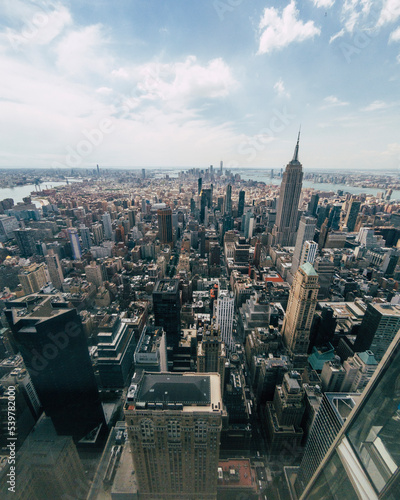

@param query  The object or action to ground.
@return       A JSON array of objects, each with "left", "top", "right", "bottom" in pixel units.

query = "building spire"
[{"left": 292, "top": 128, "right": 301, "bottom": 163}]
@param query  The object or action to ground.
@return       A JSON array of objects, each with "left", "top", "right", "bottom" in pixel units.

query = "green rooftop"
[{"left": 300, "top": 262, "right": 318, "bottom": 276}]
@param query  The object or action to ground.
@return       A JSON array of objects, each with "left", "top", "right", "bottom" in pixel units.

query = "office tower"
[
  {"left": 308, "top": 193, "right": 319, "bottom": 217},
  {"left": 265, "top": 371, "right": 305, "bottom": 456},
  {"left": 295, "top": 392, "right": 361, "bottom": 496},
  {"left": 134, "top": 325, "right": 168, "bottom": 372},
  {"left": 18, "top": 263, "right": 48, "bottom": 295},
  {"left": 128, "top": 208, "right": 136, "bottom": 229},
  {"left": 238, "top": 189, "right": 245, "bottom": 217},
  {"left": 14, "top": 228, "right": 37, "bottom": 257},
  {"left": 292, "top": 216, "right": 317, "bottom": 274},
  {"left": 344, "top": 197, "right": 361, "bottom": 232},
  {"left": 125, "top": 372, "right": 223, "bottom": 500},
  {"left": 92, "top": 222, "right": 104, "bottom": 245},
  {"left": 327, "top": 204, "right": 341, "bottom": 231},
  {"left": 197, "top": 324, "right": 226, "bottom": 390},
  {"left": 199, "top": 226, "right": 206, "bottom": 258},
  {"left": 253, "top": 239, "right": 261, "bottom": 267},
  {"left": 45, "top": 249, "right": 64, "bottom": 290},
  {"left": 79, "top": 224, "right": 91, "bottom": 250},
  {"left": 198, "top": 177, "right": 202, "bottom": 195},
  {"left": 282, "top": 263, "right": 319, "bottom": 364},
  {"left": 116, "top": 224, "right": 125, "bottom": 243},
  {"left": 298, "top": 240, "right": 318, "bottom": 269},
  {"left": 153, "top": 279, "right": 181, "bottom": 350},
  {"left": 4, "top": 294, "right": 106, "bottom": 441},
  {"left": 234, "top": 238, "right": 250, "bottom": 263},
  {"left": 215, "top": 291, "right": 235, "bottom": 354},
  {"left": 200, "top": 188, "right": 212, "bottom": 224},
  {"left": 300, "top": 329, "right": 400, "bottom": 499},
  {"left": 157, "top": 207, "right": 173, "bottom": 246},
  {"left": 225, "top": 183, "right": 232, "bottom": 215},
  {"left": 321, "top": 356, "right": 345, "bottom": 392},
  {"left": 354, "top": 303, "right": 400, "bottom": 361},
  {"left": 220, "top": 160, "right": 223, "bottom": 173},
  {"left": 102, "top": 212, "right": 113, "bottom": 239},
  {"left": 308, "top": 305, "right": 336, "bottom": 350},
  {"left": 67, "top": 228, "right": 82, "bottom": 260},
  {"left": 0, "top": 214, "right": 19, "bottom": 240},
  {"left": 341, "top": 351, "right": 378, "bottom": 392},
  {"left": 382, "top": 248, "right": 400, "bottom": 277},
  {"left": 313, "top": 257, "right": 335, "bottom": 300},
  {"left": 273, "top": 132, "right": 303, "bottom": 247},
  {"left": 244, "top": 210, "right": 255, "bottom": 240},
  {"left": 85, "top": 261, "right": 103, "bottom": 287},
  {"left": 142, "top": 168, "right": 146, "bottom": 179},
  {"left": 0, "top": 416, "right": 89, "bottom": 500},
  {"left": 96, "top": 315, "right": 137, "bottom": 387}
]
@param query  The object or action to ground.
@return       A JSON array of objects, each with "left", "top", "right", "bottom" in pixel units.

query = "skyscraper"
[
  {"left": 79, "top": 224, "right": 91, "bottom": 250},
  {"left": 295, "top": 392, "right": 361, "bottom": 496},
  {"left": 282, "top": 263, "right": 319, "bottom": 364},
  {"left": 244, "top": 210, "right": 255, "bottom": 240},
  {"left": 308, "top": 193, "right": 319, "bottom": 217},
  {"left": 157, "top": 207, "right": 173, "bottom": 246},
  {"left": 343, "top": 197, "right": 361, "bottom": 232},
  {"left": 45, "top": 250, "right": 64, "bottom": 290},
  {"left": 91, "top": 222, "right": 104, "bottom": 245},
  {"left": 354, "top": 302, "right": 400, "bottom": 361},
  {"left": 67, "top": 228, "right": 82, "bottom": 260},
  {"left": 198, "top": 177, "right": 202, "bottom": 195},
  {"left": 14, "top": 228, "right": 37, "bottom": 257},
  {"left": 125, "top": 372, "right": 223, "bottom": 500},
  {"left": 102, "top": 212, "right": 113, "bottom": 240},
  {"left": 272, "top": 132, "right": 303, "bottom": 247},
  {"left": 300, "top": 329, "right": 400, "bottom": 499},
  {"left": 153, "top": 279, "right": 181, "bottom": 351},
  {"left": 4, "top": 294, "right": 106, "bottom": 441},
  {"left": 197, "top": 324, "right": 226, "bottom": 391},
  {"left": 215, "top": 291, "right": 235, "bottom": 354},
  {"left": 238, "top": 189, "right": 245, "bottom": 217},
  {"left": 292, "top": 216, "right": 317, "bottom": 275},
  {"left": 225, "top": 184, "right": 232, "bottom": 215}
]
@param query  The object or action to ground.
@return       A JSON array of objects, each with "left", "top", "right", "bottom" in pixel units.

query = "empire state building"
[{"left": 273, "top": 132, "right": 303, "bottom": 247}]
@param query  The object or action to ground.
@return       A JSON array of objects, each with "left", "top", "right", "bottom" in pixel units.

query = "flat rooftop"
[
  {"left": 138, "top": 373, "right": 210, "bottom": 405},
  {"left": 127, "top": 372, "right": 222, "bottom": 413}
]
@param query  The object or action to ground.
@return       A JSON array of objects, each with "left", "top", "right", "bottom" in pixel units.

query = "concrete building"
[
  {"left": 354, "top": 302, "right": 400, "bottom": 361},
  {"left": 18, "top": 263, "right": 48, "bottom": 295},
  {"left": 292, "top": 217, "right": 317, "bottom": 275},
  {"left": 272, "top": 133, "right": 303, "bottom": 247},
  {"left": 282, "top": 263, "right": 319, "bottom": 364},
  {"left": 215, "top": 291, "right": 235, "bottom": 354},
  {"left": 125, "top": 372, "right": 223, "bottom": 500},
  {"left": 45, "top": 250, "right": 64, "bottom": 290}
]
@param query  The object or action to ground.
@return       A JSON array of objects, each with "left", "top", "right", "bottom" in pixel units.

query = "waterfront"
[{"left": 0, "top": 180, "right": 80, "bottom": 204}]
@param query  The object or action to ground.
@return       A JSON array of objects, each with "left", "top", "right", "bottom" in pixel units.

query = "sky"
[{"left": 0, "top": 0, "right": 399, "bottom": 171}]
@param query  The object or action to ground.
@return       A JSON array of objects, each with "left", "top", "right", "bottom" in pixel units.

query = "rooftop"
[{"left": 300, "top": 262, "right": 318, "bottom": 276}]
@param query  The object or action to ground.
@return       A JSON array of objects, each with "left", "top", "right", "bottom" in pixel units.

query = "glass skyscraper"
[{"left": 301, "top": 329, "right": 400, "bottom": 499}]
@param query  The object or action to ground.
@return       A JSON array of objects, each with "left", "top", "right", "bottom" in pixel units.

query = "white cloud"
[
  {"left": 273, "top": 78, "right": 290, "bottom": 97},
  {"left": 361, "top": 100, "right": 390, "bottom": 111},
  {"left": 320, "top": 95, "right": 349, "bottom": 108},
  {"left": 377, "top": 0, "right": 400, "bottom": 27},
  {"left": 329, "top": 28, "right": 345, "bottom": 43},
  {"left": 390, "top": 25, "right": 400, "bottom": 41},
  {"left": 2, "top": 3, "right": 72, "bottom": 49},
  {"left": 117, "top": 56, "right": 238, "bottom": 109},
  {"left": 257, "top": 1, "right": 320, "bottom": 54},
  {"left": 55, "top": 24, "right": 112, "bottom": 76},
  {"left": 313, "top": 0, "right": 335, "bottom": 8}
]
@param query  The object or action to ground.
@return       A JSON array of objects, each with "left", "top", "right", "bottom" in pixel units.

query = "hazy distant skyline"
[{"left": 1, "top": 0, "right": 400, "bottom": 170}]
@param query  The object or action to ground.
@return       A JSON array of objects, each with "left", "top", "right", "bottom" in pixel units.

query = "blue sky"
[{"left": 0, "top": 0, "right": 399, "bottom": 171}]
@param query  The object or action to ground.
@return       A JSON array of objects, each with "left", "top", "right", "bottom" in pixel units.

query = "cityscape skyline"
[{"left": 0, "top": 1, "right": 400, "bottom": 170}]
